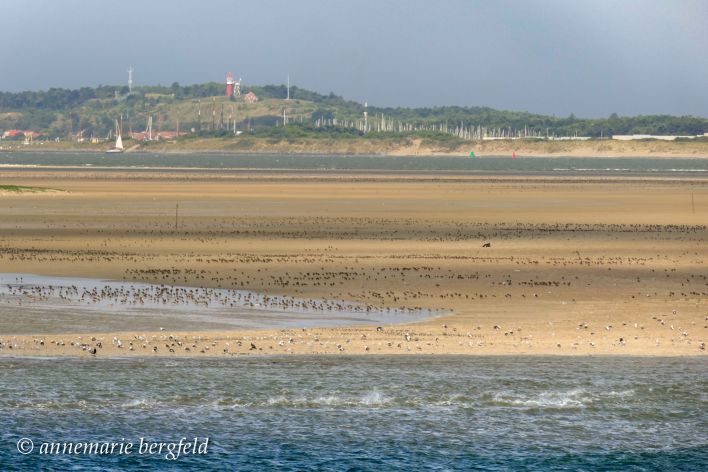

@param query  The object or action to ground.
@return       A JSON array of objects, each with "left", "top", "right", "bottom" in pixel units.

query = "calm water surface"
[{"left": 1, "top": 152, "right": 707, "bottom": 176}]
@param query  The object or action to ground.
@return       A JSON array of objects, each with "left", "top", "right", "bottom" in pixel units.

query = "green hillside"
[{"left": 1, "top": 83, "right": 706, "bottom": 141}]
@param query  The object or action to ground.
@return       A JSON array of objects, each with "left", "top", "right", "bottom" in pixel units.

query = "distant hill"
[{"left": 1, "top": 83, "right": 706, "bottom": 140}]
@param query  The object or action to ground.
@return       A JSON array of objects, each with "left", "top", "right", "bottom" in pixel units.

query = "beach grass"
[{"left": 0, "top": 185, "right": 59, "bottom": 193}]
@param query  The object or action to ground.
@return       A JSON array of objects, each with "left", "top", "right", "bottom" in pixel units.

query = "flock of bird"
[
  {"left": 1, "top": 311, "right": 704, "bottom": 356},
  {"left": 0, "top": 279, "right": 429, "bottom": 317},
  {"left": 0, "top": 206, "right": 705, "bottom": 356}
]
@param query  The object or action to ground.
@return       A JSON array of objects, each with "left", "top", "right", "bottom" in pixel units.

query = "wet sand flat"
[{"left": 0, "top": 170, "right": 706, "bottom": 356}]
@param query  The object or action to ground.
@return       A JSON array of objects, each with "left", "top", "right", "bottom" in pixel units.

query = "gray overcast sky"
[{"left": 1, "top": 0, "right": 706, "bottom": 117}]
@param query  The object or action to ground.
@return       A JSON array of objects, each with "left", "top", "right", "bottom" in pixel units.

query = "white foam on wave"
[
  {"left": 121, "top": 398, "right": 156, "bottom": 409},
  {"left": 311, "top": 395, "right": 342, "bottom": 406},
  {"left": 605, "top": 389, "right": 635, "bottom": 398},
  {"left": 360, "top": 389, "right": 389, "bottom": 406},
  {"left": 217, "top": 388, "right": 638, "bottom": 410},
  {"left": 433, "top": 393, "right": 470, "bottom": 407},
  {"left": 491, "top": 388, "right": 637, "bottom": 408},
  {"left": 26, "top": 399, "right": 91, "bottom": 410},
  {"left": 259, "top": 389, "right": 392, "bottom": 408},
  {"left": 492, "top": 389, "right": 591, "bottom": 408},
  {"left": 266, "top": 395, "right": 290, "bottom": 406}
]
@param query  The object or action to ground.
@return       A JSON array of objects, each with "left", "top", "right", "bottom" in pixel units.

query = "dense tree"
[{"left": 1, "top": 83, "right": 705, "bottom": 138}]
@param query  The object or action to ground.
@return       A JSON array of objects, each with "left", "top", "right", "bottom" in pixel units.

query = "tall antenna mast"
[
  {"left": 211, "top": 98, "right": 216, "bottom": 131},
  {"left": 197, "top": 100, "right": 202, "bottom": 131},
  {"left": 127, "top": 66, "right": 134, "bottom": 93},
  {"left": 286, "top": 74, "right": 290, "bottom": 101}
]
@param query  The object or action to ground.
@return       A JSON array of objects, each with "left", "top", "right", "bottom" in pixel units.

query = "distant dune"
[{"left": 3, "top": 136, "right": 708, "bottom": 158}]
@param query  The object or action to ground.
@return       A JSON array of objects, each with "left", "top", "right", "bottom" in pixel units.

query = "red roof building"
[{"left": 1, "top": 130, "right": 41, "bottom": 139}]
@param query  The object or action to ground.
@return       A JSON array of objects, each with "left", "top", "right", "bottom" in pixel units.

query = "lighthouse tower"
[{"left": 226, "top": 72, "right": 235, "bottom": 97}]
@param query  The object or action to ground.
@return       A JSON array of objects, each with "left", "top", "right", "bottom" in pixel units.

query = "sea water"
[
  {"left": 1, "top": 152, "right": 707, "bottom": 176},
  {"left": 1, "top": 356, "right": 705, "bottom": 471}
]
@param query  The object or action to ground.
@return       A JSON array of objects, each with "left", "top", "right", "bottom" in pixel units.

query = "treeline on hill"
[
  {"left": 0, "top": 83, "right": 335, "bottom": 110},
  {"left": 1, "top": 83, "right": 706, "bottom": 138}
]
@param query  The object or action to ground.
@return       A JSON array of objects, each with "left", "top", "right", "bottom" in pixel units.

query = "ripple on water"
[
  {"left": 0, "top": 356, "right": 705, "bottom": 470},
  {"left": 489, "top": 388, "right": 637, "bottom": 409}
]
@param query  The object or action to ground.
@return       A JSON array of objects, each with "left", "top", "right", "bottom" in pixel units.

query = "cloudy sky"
[{"left": 1, "top": 0, "right": 706, "bottom": 117}]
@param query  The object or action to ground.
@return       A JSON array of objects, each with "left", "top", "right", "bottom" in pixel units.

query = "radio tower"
[{"left": 127, "top": 66, "right": 134, "bottom": 93}]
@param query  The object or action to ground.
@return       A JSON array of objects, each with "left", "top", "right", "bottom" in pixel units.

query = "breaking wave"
[{"left": 490, "top": 388, "right": 636, "bottom": 408}]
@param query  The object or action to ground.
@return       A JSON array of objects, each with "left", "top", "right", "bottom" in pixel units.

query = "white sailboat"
[{"left": 106, "top": 119, "right": 124, "bottom": 153}]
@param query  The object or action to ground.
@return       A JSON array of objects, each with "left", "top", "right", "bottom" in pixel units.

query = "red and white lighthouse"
[{"left": 226, "top": 72, "right": 235, "bottom": 97}]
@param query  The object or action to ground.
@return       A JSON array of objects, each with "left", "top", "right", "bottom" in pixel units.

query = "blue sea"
[{"left": 1, "top": 356, "right": 706, "bottom": 471}]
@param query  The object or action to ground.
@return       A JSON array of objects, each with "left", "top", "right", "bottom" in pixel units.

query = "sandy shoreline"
[
  {"left": 2, "top": 137, "right": 708, "bottom": 158},
  {"left": 0, "top": 169, "right": 705, "bottom": 358}
]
